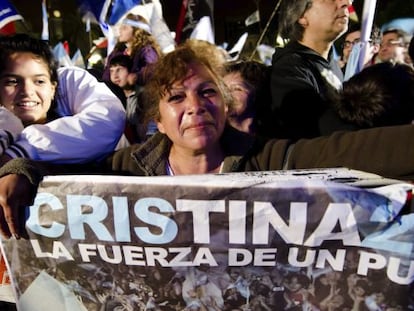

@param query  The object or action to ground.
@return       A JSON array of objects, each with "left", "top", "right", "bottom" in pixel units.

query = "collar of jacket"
[
  {"left": 273, "top": 41, "right": 332, "bottom": 67},
  {"left": 131, "top": 126, "right": 258, "bottom": 176}
]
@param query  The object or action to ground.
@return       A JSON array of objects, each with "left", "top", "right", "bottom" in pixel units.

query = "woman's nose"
[{"left": 186, "top": 93, "right": 206, "bottom": 114}]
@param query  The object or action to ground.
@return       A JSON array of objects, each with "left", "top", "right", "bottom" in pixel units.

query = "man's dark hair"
[
  {"left": 108, "top": 54, "right": 133, "bottom": 72},
  {"left": 277, "top": 0, "right": 312, "bottom": 41},
  {"left": 337, "top": 62, "right": 414, "bottom": 128}
]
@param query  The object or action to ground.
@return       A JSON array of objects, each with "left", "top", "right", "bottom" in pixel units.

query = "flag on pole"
[
  {"left": 53, "top": 42, "right": 73, "bottom": 67},
  {"left": 108, "top": 0, "right": 140, "bottom": 25},
  {"left": 126, "top": 1, "right": 175, "bottom": 53},
  {"left": 77, "top": 0, "right": 111, "bottom": 24},
  {"left": 41, "top": 0, "right": 49, "bottom": 41},
  {"left": 175, "top": 0, "right": 214, "bottom": 44},
  {"left": 358, "top": 0, "right": 377, "bottom": 71},
  {"left": 348, "top": 4, "right": 358, "bottom": 23},
  {"left": 344, "top": 0, "right": 378, "bottom": 80},
  {"left": 77, "top": 0, "right": 142, "bottom": 25},
  {"left": 228, "top": 32, "right": 248, "bottom": 60},
  {"left": 71, "top": 49, "right": 86, "bottom": 68},
  {"left": 148, "top": 0, "right": 176, "bottom": 53},
  {"left": 190, "top": 16, "right": 214, "bottom": 44},
  {"left": 0, "top": 0, "right": 23, "bottom": 30},
  {"left": 245, "top": 10, "right": 260, "bottom": 27}
]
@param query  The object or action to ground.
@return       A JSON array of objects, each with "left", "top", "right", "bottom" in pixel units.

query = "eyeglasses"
[
  {"left": 380, "top": 40, "right": 404, "bottom": 48},
  {"left": 343, "top": 38, "right": 360, "bottom": 49}
]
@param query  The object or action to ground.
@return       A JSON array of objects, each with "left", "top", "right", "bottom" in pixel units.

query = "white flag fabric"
[
  {"left": 245, "top": 10, "right": 260, "bottom": 27},
  {"left": 189, "top": 16, "right": 214, "bottom": 44},
  {"left": 53, "top": 43, "right": 73, "bottom": 67},
  {"left": 71, "top": 49, "right": 86, "bottom": 68},
  {"left": 256, "top": 44, "right": 275, "bottom": 66},
  {"left": 228, "top": 32, "right": 248, "bottom": 60},
  {"left": 121, "top": 1, "right": 175, "bottom": 54},
  {"left": 41, "top": 0, "right": 49, "bottom": 41}
]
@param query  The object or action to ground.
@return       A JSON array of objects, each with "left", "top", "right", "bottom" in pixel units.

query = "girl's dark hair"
[
  {"left": 0, "top": 33, "right": 59, "bottom": 121},
  {"left": 0, "top": 33, "right": 59, "bottom": 84}
]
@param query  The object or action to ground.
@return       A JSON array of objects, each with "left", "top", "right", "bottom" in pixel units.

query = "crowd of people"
[{"left": 0, "top": 0, "right": 414, "bottom": 309}]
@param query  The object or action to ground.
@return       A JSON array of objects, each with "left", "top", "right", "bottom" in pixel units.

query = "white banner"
[{"left": 1, "top": 168, "right": 414, "bottom": 310}]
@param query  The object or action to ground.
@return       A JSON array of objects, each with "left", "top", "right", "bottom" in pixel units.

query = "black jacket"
[{"left": 270, "top": 41, "right": 344, "bottom": 139}]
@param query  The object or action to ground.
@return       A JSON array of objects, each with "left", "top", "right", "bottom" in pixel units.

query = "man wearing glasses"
[
  {"left": 378, "top": 28, "right": 411, "bottom": 64},
  {"left": 340, "top": 23, "right": 381, "bottom": 72}
]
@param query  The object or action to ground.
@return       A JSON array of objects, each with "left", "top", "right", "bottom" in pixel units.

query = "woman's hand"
[{"left": 0, "top": 174, "right": 35, "bottom": 239}]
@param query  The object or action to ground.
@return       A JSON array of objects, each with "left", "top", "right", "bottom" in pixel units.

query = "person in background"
[
  {"left": 108, "top": 54, "right": 135, "bottom": 101},
  {"left": 339, "top": 22, "right": 381, "bottom": 72},
  {"left": 5, "top": 40, "right": 414, "bottom": 241},
  {"left": 269, "top": 0, "right": 351, "bottom": 140},
  {"left": 102, "top": 13, "right": 161, "bottom": 87},
  {"left": 321, "top": 62, "right": 414, "bottom": 134},
  {"left": 222, "top": 60, "right": 271, "bottom": 136},
  {"left": 377, "top": 28, "right": 411, "bottom": 64},
  {"left": 0, "top": 34, "right": 126, "bottom": 165},
  {"left": 407, "top": 35, "right": 414, "bottom": 65},
  {"left": 108, "top": 54, "right": 151, "bottom": 143}
]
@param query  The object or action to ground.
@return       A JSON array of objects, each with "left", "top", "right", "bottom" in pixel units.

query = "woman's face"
[
  {"left": 157, "top": 63, "right": 227, "bottom": 154},
  {"left": 223, "top": 71, "right": 255, "bottom": 134},
  {"left": 118, "top": 24, "right": 134, "bottom": 43},
  {"left": 0, "top": 52, "right": 56, "bottom": 126}
]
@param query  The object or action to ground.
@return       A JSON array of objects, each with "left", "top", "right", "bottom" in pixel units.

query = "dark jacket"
[
  {"left": 3, "top": 124, "right": 414, "bottom": 184},
  {"left": 103, "top": 125, "right": 414, "bottom": 181},
  {"left": 270, "top": 41, "right": 344, "bottom": 140}
]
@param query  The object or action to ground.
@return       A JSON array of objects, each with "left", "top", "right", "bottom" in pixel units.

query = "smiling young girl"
[{"left": 0, "top": 34, "right": 126, "bottom": 165}]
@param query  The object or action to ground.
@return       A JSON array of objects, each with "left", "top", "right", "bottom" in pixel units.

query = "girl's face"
[
  {"left": 118, "top": 24, "right": 134, "bottom": 43},
  {"left": 157, "top": 63, "right": 227, "bottom": 155},
  {"left": 0, "top": 52, "right": 56, "bottom": 126}
]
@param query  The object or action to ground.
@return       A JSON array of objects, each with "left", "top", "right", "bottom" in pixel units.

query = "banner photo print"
[{"left": 1, "top": 169, "right": 414, "bottom": 310}]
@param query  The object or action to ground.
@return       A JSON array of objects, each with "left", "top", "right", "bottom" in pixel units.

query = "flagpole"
[
  {"left": 248, "top": 0, "right": 282, "bottom": 61},
  {"left": 175, "top": 0, "right": 188, "bottom": 44},
  {"left": 358, "top": 0, "right": 377, "bottom": 71},
  {"left": 41, "top": 0, "right": 49, "bottom": 41}
]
